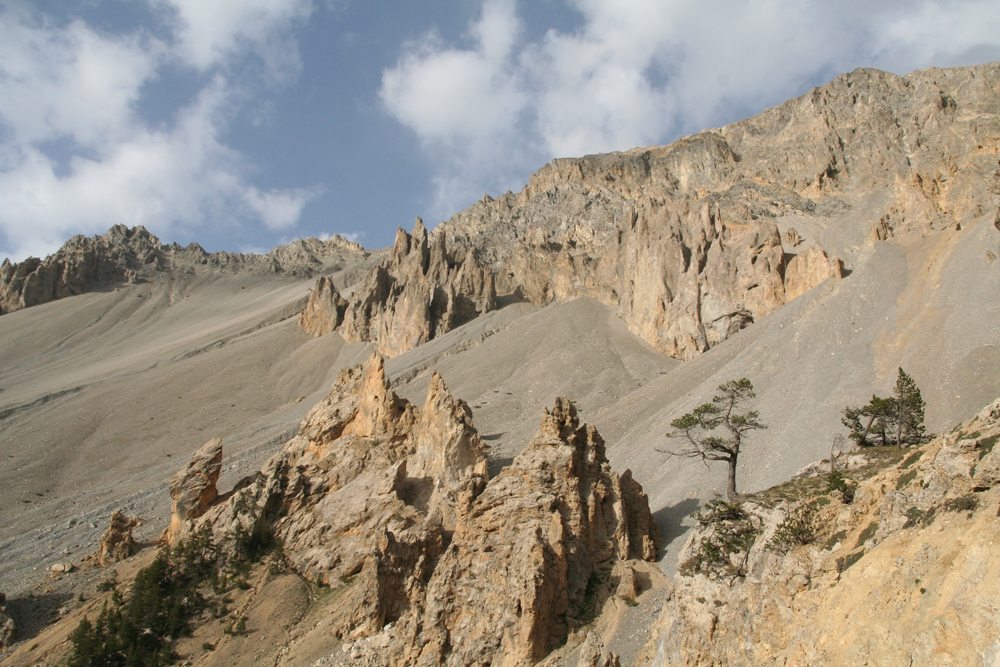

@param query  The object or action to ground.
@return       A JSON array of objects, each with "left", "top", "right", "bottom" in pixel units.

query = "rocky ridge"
[
  {"left": 436, "top": 64, "right": 1000, "bottom": 359},
  {"left": 301, "top": 219, "right": 497, "bottom": 356},
  {"left": 162, "top": 355, "right": 662, "bottom": 665},
  {"left": 639, "top": 397, "right": 1000, "bottom": 666},
  {"left": 0, "top": 225, "right": 369, "bottom": 315}
]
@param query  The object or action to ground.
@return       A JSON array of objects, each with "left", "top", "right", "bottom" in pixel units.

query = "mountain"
[{"left": 1, "top": 62, "right": 1000, "bottom": 666}]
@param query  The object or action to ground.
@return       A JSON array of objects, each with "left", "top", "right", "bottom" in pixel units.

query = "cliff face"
[
  {"left": 301, "top": 219, "right": 497, "bottom": 357},
  {"left": 0, "top": 224, "right": 369, "bottom": 315},
  {"left": 438, "top": 64, "right": 1000, "bottom": 359},
  {"left": 168, "top": 356, "right": 661, "bottom": 666},
  {"left": 639, "top": 397, "right": 1000, "bottom": 667}
]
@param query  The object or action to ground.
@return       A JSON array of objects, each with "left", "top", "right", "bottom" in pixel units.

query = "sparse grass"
[
  {"left": 896, "top": 468, "right": 918, "bottom": 490},
  {"left": 979, "top": 434, "right": 999, "bottom": 459},
  {"left": 942, "top": 494, "right": 978, "bottom": 515},
  {"left": 903, "top": 506, "right": 936, "bottom": 529},
  {"left": 823, "top": 530, "right": 848, "bottom": 551},
  {"left": 899, "top": 450, "right": 924, "bottom": 469},
  {"left": 837, "top": 550, "right": 865, "bottom": 572},
  {"left": 855, "top": 521, "right": 878, "bottom": 548}
]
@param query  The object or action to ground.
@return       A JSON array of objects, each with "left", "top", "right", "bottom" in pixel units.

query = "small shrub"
[
  {"left": 823, "top": 530, "right": 848, "bottom": 551},
  {"left": 768, "top": 506, "right": 815, "bottom": 554},
  {"left": 680, "top": 498, "right": 760, "bottom": 580},
  {"left": 942, "top": 494, "right": 978, "bottom": 515},
  {"left": 202, "top": 642, "right": 215, "bottom": 651},
  {"left": 903, "top": 506, "right": 936, "bottom": 529},
  {"left": 827, "top": 470, "right": 856, "bottom": 504},
  {"left": 96, "top": 577, "right": 117, "bottom": 593}
]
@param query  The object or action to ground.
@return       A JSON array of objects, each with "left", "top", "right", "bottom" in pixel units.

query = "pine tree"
[
  {"left": 892, "top": 367, "right": 925, "bottom": 447},
  {"left": 662, "top": 378, "right": 766, "bottom": 501}
]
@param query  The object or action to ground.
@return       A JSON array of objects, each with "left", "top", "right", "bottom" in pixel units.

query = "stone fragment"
[
  {"left": 336, "top": 218, "right": 497, "bottom": 356},
  {"left": 299, "top": 275, "right": 348, "bottom": 336},
  {"left": 96, "top": 511, "right": 140, "bottom": 566},
  {"left": 0, "top": 592, "right": 15, "bottom": 651},
  {"left": 616, "top": 565, "right": 638, "bottom": 600},
  {"left": 784, "top": 245, "right": 844, "bottom": 301},
  {"left": 784, "top": 227, "right": 802, "bottom": 246},
  {"left": 577, "top": 631, "right": 621, "bottom": 667},
  {"left": 163, "top": 438, "right": 223, "bottom": 544}
]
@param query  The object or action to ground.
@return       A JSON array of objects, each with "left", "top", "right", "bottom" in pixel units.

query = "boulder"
[
  {"left": 783, "top": 245, "right": 844, "bottom": 301},
  {"left": 163, "top": 438, "right": 223, "bottom": 544},
  {"left": 0, "top": 592, "right": 15, "bottom": 651},
  {"left": 96, "top": 511, "right": 141, "bottom": 566}
]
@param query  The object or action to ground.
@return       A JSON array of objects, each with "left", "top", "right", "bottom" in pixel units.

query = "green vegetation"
[
  {"left": 896, "top": 468, "right": 918, "bottom": 490},
  {"left": 69, "top": 502, "right": 282, "bottom": 667},
  {"left": 855, "top": 521, "right": 878, "bottom": 548},
  {"left": 767, "top": 506, "right": 815, "bottom": 555},
  {"left": 903, "top": 506, "right": 936, "bottom": 529},
  {"left": 826, "top": 470, "right": 856, "bottom": 504},
  {"left": 842, "top": 368, "right": 927, "bottom": 448},
  {"left": 679, "top": 498, "right": 760, "bottom": 580},
  {"left": 979, "top": 433, "right": 999, "bottom": 459},
  {"left": 942, "top": 494, "right": 978, "bottom": 515},
  {"left": 663, "top": 378, "right": 766, "bottom": 501}
]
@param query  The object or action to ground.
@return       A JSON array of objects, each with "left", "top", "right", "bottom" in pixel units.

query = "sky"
[{"left": 1, "top": 1, "right": 999, "bottom": 261}]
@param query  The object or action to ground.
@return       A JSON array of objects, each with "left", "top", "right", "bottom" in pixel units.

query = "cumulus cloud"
[
  {"left": 0, "top": 0, "right": 318, "bottom": 261},
  {"left": 380, "top": 0, "right": 1000, "bottom": 221}
]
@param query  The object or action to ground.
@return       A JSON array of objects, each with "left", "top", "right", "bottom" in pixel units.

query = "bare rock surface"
[
  {"left": 164, "top": 438, "right": 223, "bottom": 544},
  {"left": 299, "top": 275, "right": 349, "bottom": 336},
  {"left": 95, "top": 511, "right": 140, "bottom": 566},
  {"left": 170, "top": 357, "right": 661, "bottom": 666},
  {"left": 440, "top": 64, "right": 1000, "bottom": 359},
  {"left": 0, "top": 224, "right": 370, "bottom": 316},
  {"left": 638, "top": 396, "right": 1000, "bottom": 667},
  {"left": 334, "top": 219, "right": 497, "bottom": 356},
  {"left": 783, "top": 245, "right": 843, "bottom": 300},
  {"left": 0, "top": 593, "right": 14, "bottom": 652}
]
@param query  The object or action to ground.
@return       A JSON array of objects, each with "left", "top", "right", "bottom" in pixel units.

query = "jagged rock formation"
[
  {"left": 439, "top": 64, "right": 1000, "bottom": 359},
  {"left": 330, "top": 219, "right": 497, "bottom": 355},
  {"left": 577, "top": 632, "right": 621, "bottom": 667},
  {"left": 783, "top": 245, "right": 843, "bottom": 301},
  {"left": 176, "top": 356, "right": 660, "bottom": 665},
  {"left": 0, "top": 592, "right": 14, "bottom": 651},
  {"left": 164, "top": 438, "right": 223, "bottom": 545},
  {"left": 96, "top": 511, "right": 140, "bottom": 566},
  {"left": 299, "top": 275, "right": 349, "bottom": 336},
  {"left": 639, "top": 396, "right": 1000, "bottom": 667},
  {"left": 0, "top": 224, "right": 369, "bottom": 315}
]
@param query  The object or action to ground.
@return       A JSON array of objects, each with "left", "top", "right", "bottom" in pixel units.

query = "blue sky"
[{"left": 2, "top": 0, "right": 999, "bottom": 261}]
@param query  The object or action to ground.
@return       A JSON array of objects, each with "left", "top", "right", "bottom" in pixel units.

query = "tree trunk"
[
  {"left": 859, "top": 415, "right": 876, "bottom": 446},
  {"left": 726, "top": 457, "right": 738, "bottom": 501}
]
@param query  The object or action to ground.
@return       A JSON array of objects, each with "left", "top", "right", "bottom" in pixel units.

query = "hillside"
[{"left": 1, "top": 62, "right": 1000, "bottom": 666}]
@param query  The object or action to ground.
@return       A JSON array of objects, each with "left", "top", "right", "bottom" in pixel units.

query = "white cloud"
[
  {"left": 157, "top": 0, "right": 313, "bottom": 77},
  {"left": 380, "top": 0, "right": 1000, "bottom": 220},
  {"left": 0, "top": 1, "right": 319, "bottom": 261}
]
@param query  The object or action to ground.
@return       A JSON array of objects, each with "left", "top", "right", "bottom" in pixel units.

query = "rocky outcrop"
[
  {"left": 96, "top": 511, "right": 141, "bottom": 566},
  {"left": 178, "top": 356, "right": 660, "bottom": 665},
  {"left": 439, "top": 64, "right": 999, "bottom": 359},
  {"left": 783, "top": 245, "right": 843, "bottom": 300},
  {"left": 1, "top": 225, "right": 370, "bottom": 315},
  {"left": 333, "top": 219, "right": 496, "bottom": 356},
  {"left": 577, "top": 632, "right": 621, "bottom": 667},
  {"left": 299, "top": 275, "right": 348, "bottom": 336},
  {"left": 163, "top": 438, "right": 223, "bottom": 545},
  {"left": 639, "top": 396, "right": 1000, "bottom": 667},
  {"left": 375, "top": 398, "right": 662, "bottom": 666},
  {"left": 0, "top": 592, "right": 15, "bottom": 651}
]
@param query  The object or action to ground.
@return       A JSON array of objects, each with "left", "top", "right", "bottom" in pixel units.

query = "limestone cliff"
[
  {"left": 0, "top": 224, "right": 369, "bottom": 315},
  {"left": 324, "top": 219, "right": 497, "bottom": 355},
  {"left": 440, "top": 64, "right": 1000, "bottom": 359},
  {"left": 639, "top": 397, "right": 1000, "bottom": 666}
]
